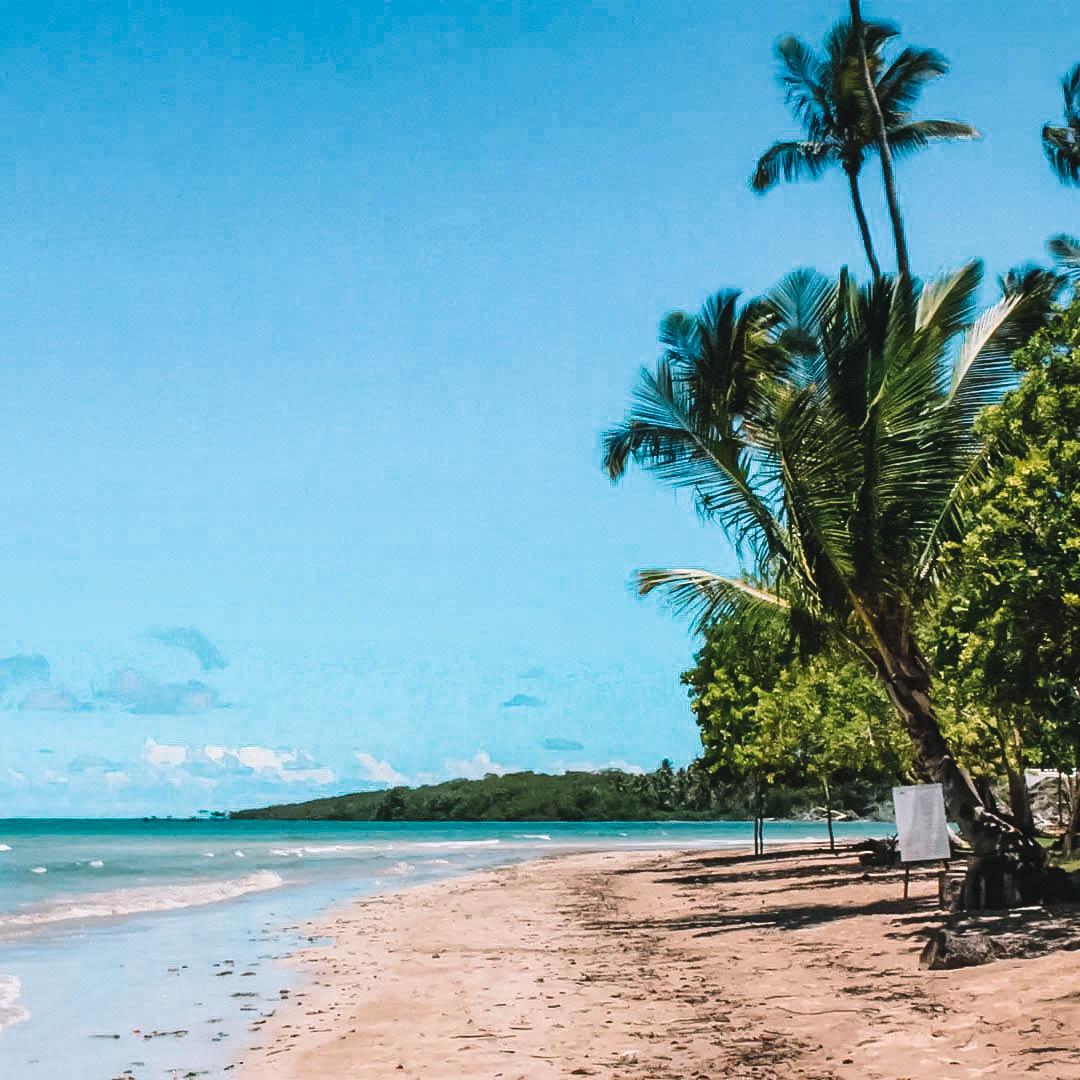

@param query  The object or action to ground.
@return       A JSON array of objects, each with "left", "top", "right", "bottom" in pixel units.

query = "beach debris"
[
  {"left": 920, "top": 929, "right": 1001, "bottom": 969},
  {"left": 90, "top": 1033, "right": 121, "bottom": 1039}
]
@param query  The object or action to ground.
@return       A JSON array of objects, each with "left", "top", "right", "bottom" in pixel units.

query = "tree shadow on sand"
[{"left": 588, "top": 893, "right": 943, "bottom": 937}]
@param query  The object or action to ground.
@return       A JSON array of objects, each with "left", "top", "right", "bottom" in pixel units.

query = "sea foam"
[
  {"left": 0, "top": 975, "right": 30, "bottom": 1034},
  {"left": 0, "top": 871, "right": 284, "bottom": 936}
]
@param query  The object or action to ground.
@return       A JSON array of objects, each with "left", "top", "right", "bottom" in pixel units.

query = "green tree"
[
  {"left": 752, "top": 16, "right": 977, "bottom": 278},
  {"left": 1043, "top": 63, "right": 1080, "bottom": 186},
  {"left": 682, "top": 609, "right": 795, "bottom": 851},
  {"left": 685, "top": 610, "right": 908, "bottom": 852},
  {"left": 604, "top": 262, "right": 1056, "bottom": 868},
  {"left": 753, "top": 652, "right": 910, "bottom": 851},
  {"left": 933, "top": 299, "right": 1080, "bottom": 844}
]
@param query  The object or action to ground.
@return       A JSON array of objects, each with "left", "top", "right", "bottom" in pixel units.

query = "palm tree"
[
  {"left": 752, "top": 18, "right": 978, "bottom": 279},
  {"left": 603, "top": 265, "right": 1057, "bottom": 884},
  {"left": 848, "top": 0, "right": 908, "bottom": 279},
  {"left": 1043, "top": 63, "right": 1080, "bottom": 185}
]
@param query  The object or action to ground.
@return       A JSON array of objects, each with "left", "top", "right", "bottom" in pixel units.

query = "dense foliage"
[
  {"left": 603, "top": 257, "right": 1056, "bottom": 852},
  {"left": 932, "top": 299, "right": 1080, "bottom": 833},
  {"left": 684, "top": 612, "right": 910, "bottom": 791},
  {"left": 603, "top": 11, "right": 1078, "bottom": 866}
]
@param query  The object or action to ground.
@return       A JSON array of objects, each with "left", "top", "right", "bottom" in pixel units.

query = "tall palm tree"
[
  {"left": 1043, "top": 63, "right": 1080, "bottom": 185},
  {"left": 848, "top": 0, "right": 908, "bottom": 279},
  {"left": 752, "top": 18, "right": 978, "bottom": 279},
  {"left": 603, "top": 265, "right": 1057, "bottom": 876}
]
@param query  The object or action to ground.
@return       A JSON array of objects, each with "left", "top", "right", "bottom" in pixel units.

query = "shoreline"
[
  {"left": 1, "top": 820, "right": 892, "bottom": 1078},
  {"left": 233, "top": 845, "right": 1080, "bottom": 1079}
]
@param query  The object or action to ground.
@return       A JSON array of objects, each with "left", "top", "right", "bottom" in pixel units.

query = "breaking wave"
[
  {"left": 0, "top": 871, "right": 284, "bottom": 935},
  {"left": 0, "top": 975, "right": 30, "bottom": 1034}
]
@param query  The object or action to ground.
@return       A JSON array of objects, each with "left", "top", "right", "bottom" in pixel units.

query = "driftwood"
[
  {"left": 920, "top": 929, "right": 1002, "bottom": 969},
  {"left": 921, "top": 898, "right": 1080, "bottom": 969},
  {"left": 919, "top": 924, "right": 1072, "bottom": 969}
]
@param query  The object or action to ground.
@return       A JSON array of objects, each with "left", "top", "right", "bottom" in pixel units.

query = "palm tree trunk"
[
  {"left": 848, "top": 0, "right": 910, "bottom": 279},
  {"left": 845, "top": 167, "right": 881, "bottom": 280},
  {"left": 873, "top": 645, "right": 1044, "bottom": 875}
]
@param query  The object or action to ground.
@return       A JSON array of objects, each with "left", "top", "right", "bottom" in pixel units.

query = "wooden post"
[{"left": 903, "top": 865, "right": 911, "bottom": 900}]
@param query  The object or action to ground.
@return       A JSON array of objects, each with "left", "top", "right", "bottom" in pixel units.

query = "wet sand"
[{"left": 234, "top": 846, "right": 1080, "bottom": 1079}]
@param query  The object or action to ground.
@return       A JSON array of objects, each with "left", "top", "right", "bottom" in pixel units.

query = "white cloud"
[
  {"left": 104, "top": 770, "right": 130, "bottom": 787},
  {"left": 353, "top": 752, "right": 410, "bottom": 786},
  {"left": 443, "top": 750, "right": 509, "bottom": 781},
  {"left": 144, "top": 738, "right": 188, "bottom": 767},
  {"left": 6, "top": 769, "right": 26, "bottom": 786},
  {"left": 43, "top": 769, "right": 69, "bottom": 785},
  {"left": 200, "top": 744, "right": 335, "bottom": 786},
  {"left": 279, "top": 767, "right": 335, "bottom": 785},
  {"left": 205, "top": 744, "right": 297, "bottom": 772}
]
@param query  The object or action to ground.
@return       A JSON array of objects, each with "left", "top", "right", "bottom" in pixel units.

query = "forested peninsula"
[{"left": 231, "top": 762, "right": 891, "bottom": 822}]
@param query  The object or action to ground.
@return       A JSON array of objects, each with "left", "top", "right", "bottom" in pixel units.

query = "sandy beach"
[{"left": 232, "top": 846, "right": 1080, "bottom": 1079}]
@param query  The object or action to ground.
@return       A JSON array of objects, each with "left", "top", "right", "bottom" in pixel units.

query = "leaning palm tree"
[
  {"left": 1043, "top": 63, "right": 1080, "bottom": 185},
  {"left": 752, "top": 19, "right": 978, "bottom": 278},
  {"left": 604, "top": 264, "right": 1058, "bottom": 890}
]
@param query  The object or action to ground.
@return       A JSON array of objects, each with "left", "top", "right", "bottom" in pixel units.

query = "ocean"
[{"left": 0, "top": 817, "right": 890, "bottom": 1078}]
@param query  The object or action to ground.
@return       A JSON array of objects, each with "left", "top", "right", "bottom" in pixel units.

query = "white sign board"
[{"left": 892, "top": 783, "right": 951, "bottom": 863}]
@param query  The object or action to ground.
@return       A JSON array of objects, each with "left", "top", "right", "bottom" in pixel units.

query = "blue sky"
[{"left": 1, "top": 0, "right": 1077, "bottom": 815}]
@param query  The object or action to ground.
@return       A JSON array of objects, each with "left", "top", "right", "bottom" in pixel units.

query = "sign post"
[{"left": 892, "top": 783, "right": 952, "bottom": 900}]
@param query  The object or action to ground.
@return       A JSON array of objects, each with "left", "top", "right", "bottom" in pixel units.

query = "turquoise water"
[{"left": 0, "top": 818, "right": 890, "bottom": 1078}]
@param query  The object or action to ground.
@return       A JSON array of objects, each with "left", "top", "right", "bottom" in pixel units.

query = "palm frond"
[
  {"left": 1043, "top": 123, "right": 1080, "bottom": 185},
  {"left": 886, "top": 119, "right": 980, "bottom": 159},
  {"left": 912, "top": 444, "right": 995, "bottom": 589},
  {"left": 1048, "top": 234, "right": 1080, "bottom": 280},
  {"left": 774, "top": 34, "right": 830, "bottom": 138},
  {"left": 998, "top": 263, "right": 1066, "bottom": 300},
  {"left": 874, "top": 47, "right": 949, "bottom": 114},
  {"left": 947, "top": 272, "right": 1059, "bottom": 426},
  {"left": 823, "top": 17, "right": 896, "bottom": 76},
  {"left": 751, "top": 140, "right": 835, "bottom": 191},
  {"left": 761, "top": 268, "right": 835, "bottom": 364},
  {"left": 771, "top": 383, "right": 859, "bottom": 586},
  {"left": 601, "top": 362, "right": 787, "bottom": 570},
  {"left": 637, "top": 568, "right": 788, "bottom": 633},
  {"left": 854, "top": 278, "right": 951, "bottom": 585},
  {"left": 915, "top": 260, "right": 980, "bottom": 342},
  {"left": 1063, "top": 62, "right": 1080, "bottom": 125}
]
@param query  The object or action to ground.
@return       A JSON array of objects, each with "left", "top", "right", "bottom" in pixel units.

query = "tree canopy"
[
  {"left": 932, "top": 298, "right": 1080, "bottom": 827},
  {"left": 604, "top": 259, "right": 1057, "bottom": 855}
]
